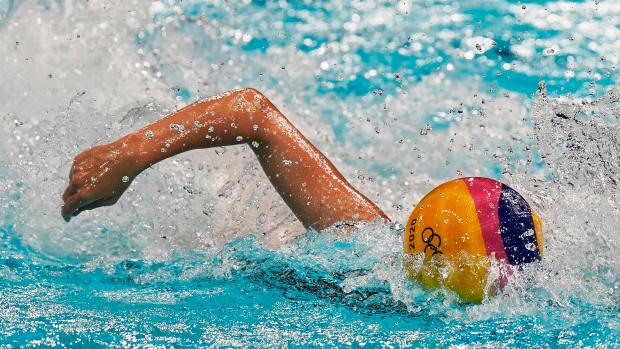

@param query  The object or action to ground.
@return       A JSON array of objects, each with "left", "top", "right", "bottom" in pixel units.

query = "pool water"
[{"left": 1, "top": 0, "right": 620, "bottom": 347}]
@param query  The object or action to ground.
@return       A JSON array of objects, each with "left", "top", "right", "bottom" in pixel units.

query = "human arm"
[{"left": 61, "top": 88, "right": 389, "bottom": 230}]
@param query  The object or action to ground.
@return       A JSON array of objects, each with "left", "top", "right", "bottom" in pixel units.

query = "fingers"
[
  {"left": 70, "top": 197, "right": 118, "bottom": 218},
  {"left": 61, "top": 191, "right": 102, "bottom": 222}
]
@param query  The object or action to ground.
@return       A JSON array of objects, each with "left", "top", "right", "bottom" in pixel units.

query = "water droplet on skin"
[
  {"left": 145, "top": 130, "right": 154, "bottom": 139},
  {"left": 253, "top": 124, "right": 259, "bottom": 131},
  {"left": 258, "top": 213, "right": 267, "bottom": 224},
  {"left": 169, "top": 123, "right": 185, "bottom": 132},
  {"left": 215, "top": 147, "right": 226, "bottom": 155},
  {"left": 122, "top": 176, "right": 129, "bottom": 183},
  {"left": 251, "top": 141, "right": 259, "bottom": 148},
  {"left": 236, "top": 136, "right": 243, "bottom": 142}
]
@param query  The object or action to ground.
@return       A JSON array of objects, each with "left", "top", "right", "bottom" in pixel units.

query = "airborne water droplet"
[
  {"left": 145, "top": 130, "right": 154, "bottom": 139},
  {"left": 253, "top": 124, "right": 259, "bottom": 131},
  {"left": 236, "top": 136, "right": 243, "bottom": 142},
  {"left": 122, "top": 176, "right": 129, "bottom": 183}
]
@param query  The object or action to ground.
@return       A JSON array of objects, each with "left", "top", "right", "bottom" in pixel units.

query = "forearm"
[{"left": 124, "top": 88, "right": 387, "bottom": 229}]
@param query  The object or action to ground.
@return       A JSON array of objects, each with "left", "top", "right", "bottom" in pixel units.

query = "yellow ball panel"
[{"left": 404, "top": 179, "right": 487, "bottom": 257}]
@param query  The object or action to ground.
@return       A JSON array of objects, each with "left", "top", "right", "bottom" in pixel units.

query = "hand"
[{"left": 61, "top": 138, "right": 143, "bottom": 222}]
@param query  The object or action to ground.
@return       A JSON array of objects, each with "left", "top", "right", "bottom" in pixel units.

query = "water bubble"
[
  {"left": 122, "top": 176, "right": 129, "bottom": 183},
  {"left": 282, "top": 159, "right": 292, "bottom": 166},
  {"left": 215, "top": 147, "right": 226, "bottom": 155},
  {"left": 145, "top": 130, "right": 154, "bottom": 139},
  {"left": 236, "top": 136, "right": 243, "bottom": 142},
  {"left": 253, "top": 124, "right": 259, "bottom": 131}
]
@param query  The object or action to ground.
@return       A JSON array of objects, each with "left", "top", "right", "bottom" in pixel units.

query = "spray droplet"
[
  {"left": 236, "top": 136, "right": 243, "bottom": 142},
  {"left": 230, "top": 122, "right": 237, "bottom": 128},
  {"left": 251, "top": 141, "right": 259, "bottom": 148},
  {"left": 161, "top": 148, "right": 166, "bottom": 152},
  {"left": 122, "top": 176, "right": 129, "bottom": 183},
  {"left": 282, "top": 160, "right": 292, "bottom": 166},
  {"left": 208, "top": 126, "right": 214, "bottom": 132},
  {"left": 373, "top": 89, "right": 383, "bottom": 96},
  {"left": 253, "top": 124, "right": 259, "bottom": 131},
  {"left": 145, "top": 130, "right": 154, "bottom": 139},
  {"left": 215, "top": 147, "right": 226, "bottom": 155}
]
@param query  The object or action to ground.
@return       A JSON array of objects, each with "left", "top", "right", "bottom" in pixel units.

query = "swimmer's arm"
[{"left": 62, "top": 88, "right": 389, "bottom": 229}]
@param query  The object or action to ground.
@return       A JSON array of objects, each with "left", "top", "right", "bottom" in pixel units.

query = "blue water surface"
[{"left": 1, "top": 0, "right": 620, "bottom": 347}]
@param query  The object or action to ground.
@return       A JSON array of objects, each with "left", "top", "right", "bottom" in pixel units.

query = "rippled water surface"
[{"left": 1, "top": 0, "right": 619, "bottom": 347}]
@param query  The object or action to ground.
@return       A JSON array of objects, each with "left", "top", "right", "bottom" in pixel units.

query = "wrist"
[{"left": 117, "top": 132, "right": 155, "bottom": 176}]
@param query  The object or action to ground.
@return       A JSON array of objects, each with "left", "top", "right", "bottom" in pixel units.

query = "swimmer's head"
[{"left": 403, "top": 177, "right": 543, "bottom": 303}]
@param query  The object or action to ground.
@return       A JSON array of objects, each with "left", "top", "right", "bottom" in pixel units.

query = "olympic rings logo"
[{"left": 421, "top": 227, "right": 442, "bottom": 256}]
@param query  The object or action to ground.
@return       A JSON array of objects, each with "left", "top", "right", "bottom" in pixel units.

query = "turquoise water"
[{"left": 1, "top": 0, "right": 620, "bottom": 347}]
